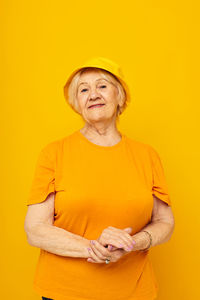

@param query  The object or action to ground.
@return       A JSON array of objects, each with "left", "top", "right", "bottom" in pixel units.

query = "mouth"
[{"left": 88, "top": 104, "right": 105, "bottom": 109}]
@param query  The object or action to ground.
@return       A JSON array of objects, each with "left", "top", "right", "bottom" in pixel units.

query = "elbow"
[
  {"left": 165, "top": 218, "right": 175, "bottom": 242},
  {"left": 26, "top": 236, "right": 36, "bottom": 247},
  {"left": 24, "top": 222, "right": 38, "bottom": 247},
  {"left": 24, "top": 228, "right": 36, "bottom": 247},
  {"left": 158, "top": 216, "right": 175, "bottom": 242},
  {"left": 168, "top": 213, "right": 175, "bottom": 232},
  {"left": 164, "top": 217, "right": 175, "bottom": 234},
  {"left": 161, "top": 209, "right": 176, "bottom": 231},
  {"left": 171, "top": 217, "right": 175, "bottom": 236}
]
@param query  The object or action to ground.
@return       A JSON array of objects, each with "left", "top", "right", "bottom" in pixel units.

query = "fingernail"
[
  {"left": 132, "top": 240, "right": 136, "bottom": 245},
  {"left": 88, "top": 258, "right": 92, "bottom": 262},
  {"left": 90, "top": 240, "right": 95, "bottom": 245},
  {"left": 87, "top": 247, "right": 91, "bottom": 251},
  {"left": 119, "top": 244, "right": 124, "bottom": 247}
]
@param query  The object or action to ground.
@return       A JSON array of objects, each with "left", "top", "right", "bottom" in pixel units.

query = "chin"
[{"left": 88, "top": 115, "right": 107, "bottom": 121}]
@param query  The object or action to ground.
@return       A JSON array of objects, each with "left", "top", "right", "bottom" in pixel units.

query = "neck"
[{"left": 80, "top": 122, "right": 122, "bottom": 146}]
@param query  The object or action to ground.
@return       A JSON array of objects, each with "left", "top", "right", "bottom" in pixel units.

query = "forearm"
[
  {"left": 132, "top": 220, "right": 175, "bottom": 250},
  {"left": 26, "top": 223, "right": 90, "bottom": 258}
]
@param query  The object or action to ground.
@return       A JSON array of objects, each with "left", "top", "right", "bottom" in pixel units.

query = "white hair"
[{"left": 67, "top": 67, "right": 128, "bottom": 120}]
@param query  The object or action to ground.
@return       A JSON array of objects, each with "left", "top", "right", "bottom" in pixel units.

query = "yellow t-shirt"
[{"left": 27, "top": 129, "right": 172, "bottom": 300}]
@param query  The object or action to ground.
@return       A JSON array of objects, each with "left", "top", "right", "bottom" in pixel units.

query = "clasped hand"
[{"left": 87, "top": 226, "right": 137, "bottom": 264}]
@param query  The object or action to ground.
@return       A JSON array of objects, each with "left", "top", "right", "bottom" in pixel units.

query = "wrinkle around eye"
[{"left": 80, "top": 84, "right": 107, "bottom": 93}]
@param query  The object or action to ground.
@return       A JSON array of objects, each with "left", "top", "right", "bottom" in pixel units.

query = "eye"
[
  {"left": 99, "top": 85, "right": 107, "bottom": 88},
  {"left": 81, "top": 88, "right": 88, "bottom": 93}
]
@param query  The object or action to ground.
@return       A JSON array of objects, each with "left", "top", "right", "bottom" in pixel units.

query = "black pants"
[{"left": 42, "top": 297, "right": 53, "bottom": 300}]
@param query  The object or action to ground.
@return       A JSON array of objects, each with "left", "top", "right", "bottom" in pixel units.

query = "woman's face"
[{"left": 76, "top": 69, "right": 120, "bottom": 123}]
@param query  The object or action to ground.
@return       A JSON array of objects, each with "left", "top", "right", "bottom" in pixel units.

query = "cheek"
[
  {"left": 105, "top": 87, "right": 118, "bottom": 100},
  {"left": 77, "top": 95, "right": 87, "bottom": 108},
  {"left": 104, "top": 90, "right": 119, "bottom": 107}
]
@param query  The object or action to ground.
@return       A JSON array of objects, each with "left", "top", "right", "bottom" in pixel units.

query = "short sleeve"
[
  {"left": 149, "top": 146, "right": 172, "bottom": 206},
  {"left": 27, "top": 142, "right": 57, "bottom": 206}
]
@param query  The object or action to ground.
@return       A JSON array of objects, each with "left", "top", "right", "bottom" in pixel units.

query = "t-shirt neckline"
[{"left": 76, "top": 129, "right": 126, "bottom": 150}]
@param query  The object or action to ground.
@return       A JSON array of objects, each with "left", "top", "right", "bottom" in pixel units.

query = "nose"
[{"left": 89, "top": 88, "right": 100, "bottom": 100}]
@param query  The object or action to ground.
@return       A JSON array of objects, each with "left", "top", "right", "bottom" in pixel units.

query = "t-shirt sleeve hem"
[
  {"left": 152, "top": 191, "right": 172, "bottom": 206},
  {"left": 26, "top": 141, "right": 57, "bottom": 206},
  {"left": 148, "top": 145, "right": 172, "bottom": 207},
  {"left": 26, "top": 186, "right": 55, "bottom": 206}
]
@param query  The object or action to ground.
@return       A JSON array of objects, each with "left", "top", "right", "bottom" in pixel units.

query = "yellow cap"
[{"left": 63, "top": 56, "right": 131, "bottom": 107}]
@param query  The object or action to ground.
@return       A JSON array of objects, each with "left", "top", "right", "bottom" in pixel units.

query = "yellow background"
[{"left": 1, "top": 1, "right": 199, "bottom": 299}]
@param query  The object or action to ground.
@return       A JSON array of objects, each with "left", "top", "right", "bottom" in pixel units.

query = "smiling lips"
[{"left": 88, "top": 104, "right": 105, "bottom": 109}]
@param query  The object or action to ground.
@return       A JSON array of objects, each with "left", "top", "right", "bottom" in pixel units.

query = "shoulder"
[
  {"left": 125, "top": 134, "right": 159, "bottom": 159},
  {"left": 40, "top": 131, "right": 77, "bottom": 157},
  {"left": 40, "top": 138, "right": 61, "bottom": 156}
]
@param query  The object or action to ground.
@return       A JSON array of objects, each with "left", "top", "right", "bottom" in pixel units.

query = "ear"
[{"left": 117, "top": 93, "right": 125, "bottom": 109}]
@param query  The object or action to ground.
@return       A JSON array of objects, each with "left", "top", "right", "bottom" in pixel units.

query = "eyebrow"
[{"left": 78, "top": 78, "right": 108, "bottom": 88}]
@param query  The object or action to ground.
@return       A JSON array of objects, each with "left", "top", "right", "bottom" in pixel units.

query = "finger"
[
  {"left": 87, "top": 246, "right": 105, "bottom": 263},
  {"left": 98, "top": 231, "right": 127, "bottom": 249},
  {"left": 103, "top": 227, "right": 135, "bottom": 250},
  {"left": 103, "top": 237, "right": 124, "bottom": 249},
  {"left": 97, "top": 236, "right": 109, "bottom": 247},
  {"left": 111, "top": 230, "right": 135, "bottom": 250},
  {"left": 108, "top": 244, "right": 119, "bottom": 251},
  {"left": 112, "top": 226, "right": 134, "bottom": 246},
  {"left": 102, "top": 235, "right": 132, "bottom": 250},
  {"left": 97, "top": 238, "right": 115, "bottom": 250},
  {"left": 113, "top": 228, "right": 135, "bottom": 248},
  {"left": 98, "top": 236, "right": 121, "bottom": 250},
  {"left": 123, "top": 227, "right": 133, "bottom": 233},
  {"left": 87, "top": 257, "right": 96, "bottom": 263},
  {"left": 90, "top": 240, "right": 112, "bottom": 259},
  {"left": 99, "top": 240, "right": 116, "bottom": 251},
  {"left": 123, "top": 231, "right": 136, "bottom": 246},
  {"left": 118, "top": 234, "right": 135, "bottom": 250},
  {"left": 108, "top": 244, "right": 113, "bottom": 251}
]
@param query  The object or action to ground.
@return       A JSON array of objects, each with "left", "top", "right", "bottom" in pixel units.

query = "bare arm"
[
  {"left": 132, "top": 195, "right": 175, "bottom": 250},
  {"left": 24, "top": 193, "right": 90, "bottom": 258}
]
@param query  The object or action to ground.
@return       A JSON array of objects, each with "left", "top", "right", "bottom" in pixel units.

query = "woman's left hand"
[
  {"left": 87, "top": 231, "right": 150, "bottom": 263},
  {"left": 87, "top": 239, "right": 129, "bottom": 263}
]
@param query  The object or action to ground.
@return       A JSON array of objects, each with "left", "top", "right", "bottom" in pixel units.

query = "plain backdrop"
[{"left": 1, "top": 1, "right": 199, "bottom": 299}]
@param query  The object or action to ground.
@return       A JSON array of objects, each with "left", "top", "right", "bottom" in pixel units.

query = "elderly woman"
[{"left": 24, "top": 56, "right": 175, "bottom": 300}]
